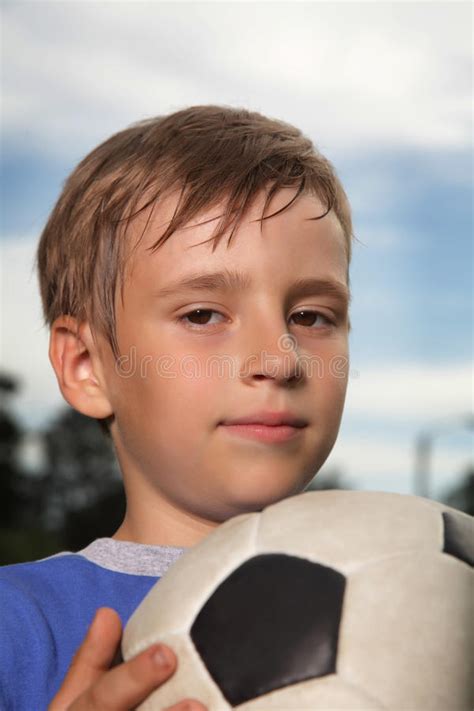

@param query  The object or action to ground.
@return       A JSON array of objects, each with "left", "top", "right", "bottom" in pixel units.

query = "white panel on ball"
[{"left": 256, "top": 490, "right": 443, "bottom": 573}]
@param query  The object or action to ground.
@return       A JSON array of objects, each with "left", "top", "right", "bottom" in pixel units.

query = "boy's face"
[{"left": 97, "top": 187, "right": 350, "bottom": 540}]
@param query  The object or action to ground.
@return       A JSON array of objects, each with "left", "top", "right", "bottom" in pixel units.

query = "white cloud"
[
  {"left": 345, "top": 361, "right": 473, "bottom": 422},
  {"left": 0, "top": 234, "right": 64, "bottom": 428},
  {"left": 1, "top": 1, "right": 471, "bottom": 161}
]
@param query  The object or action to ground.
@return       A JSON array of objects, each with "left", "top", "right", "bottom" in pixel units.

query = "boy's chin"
[{"left": 210, "top": 477, "right": 310, "bottom": 521}]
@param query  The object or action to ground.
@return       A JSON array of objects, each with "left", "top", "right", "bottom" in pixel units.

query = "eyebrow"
[{"left": 153, "top": 269, "right": 351, "bottom": 306}]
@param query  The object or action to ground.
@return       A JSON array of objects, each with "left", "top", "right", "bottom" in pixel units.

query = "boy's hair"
[{"left": 35, "top": 104, "right": 353, "bottom": 438}]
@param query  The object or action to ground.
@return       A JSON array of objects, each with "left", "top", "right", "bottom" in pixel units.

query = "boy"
[{"left": 0, "top": 105, "right": 353, "bottom": 710}]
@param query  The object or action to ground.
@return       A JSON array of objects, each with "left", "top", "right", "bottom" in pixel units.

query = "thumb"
[{"left": 49, "top": 607, "right": 122, "bottom": 710}]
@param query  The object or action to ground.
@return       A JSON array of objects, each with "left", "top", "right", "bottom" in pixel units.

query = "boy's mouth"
[
  {"left": 219, "top": 410, "right": 308, "bottom": 444},
  {"left": 219, "top": 422, "right": 307, "bottom": 444}
]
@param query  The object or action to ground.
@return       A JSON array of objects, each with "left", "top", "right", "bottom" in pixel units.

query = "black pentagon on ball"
[
  {"left": 190, "top": 553, "right": 346, "bottom": 707},
  {"left": 442, "top": 511, "right": 474, "bottom": 567}
]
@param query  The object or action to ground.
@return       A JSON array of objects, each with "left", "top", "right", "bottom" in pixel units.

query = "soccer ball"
[{"left": 122, "top": 490, "right": 473, "bottom": 710}]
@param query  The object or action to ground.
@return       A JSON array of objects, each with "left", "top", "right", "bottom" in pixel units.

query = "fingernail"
[{"left": 152, "top": 644, "right": 171, "bottom": 667}]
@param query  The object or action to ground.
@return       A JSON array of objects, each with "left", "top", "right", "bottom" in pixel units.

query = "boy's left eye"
[
  {"left": 290, "top": 310, "right": 333, "bottom": 328},
  {"left": 177, "top": 309, "right": 334, "bottom": 330}
]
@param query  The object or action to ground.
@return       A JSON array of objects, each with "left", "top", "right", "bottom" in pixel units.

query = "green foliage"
[
  {"left": 39, "top": 407, "right": 123, "bottom": 534},
  {"left": 0, "top": 528, "right": 62, "bottom": 565}
]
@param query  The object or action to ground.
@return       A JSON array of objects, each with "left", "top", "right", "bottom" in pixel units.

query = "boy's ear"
[{"left": 48, "top": 315, "right": 114, "bottom": 420}]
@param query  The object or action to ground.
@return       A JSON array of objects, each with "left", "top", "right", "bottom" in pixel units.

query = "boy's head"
[{"left": 36, "top": 105, "right": 353, "bottom": 544}]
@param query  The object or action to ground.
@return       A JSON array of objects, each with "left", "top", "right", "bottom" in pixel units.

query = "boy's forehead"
[
  {"left": 125, "top": 186, "right": 341, "bottom": 275},
  {"left": 114, "top": 185, "right": 349, "bottom": 328}
]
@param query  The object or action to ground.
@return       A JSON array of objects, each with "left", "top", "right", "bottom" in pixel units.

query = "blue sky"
[{"left": 1, "top": 1, "right": 472, "bottom": 499}]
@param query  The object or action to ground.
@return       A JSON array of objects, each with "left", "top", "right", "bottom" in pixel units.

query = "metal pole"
[
  {"left": 414, "top": 413, "right": 473, "bottom": 500},
  {"left": 414, "top": 432, "right": 431, "bottom": 498}
]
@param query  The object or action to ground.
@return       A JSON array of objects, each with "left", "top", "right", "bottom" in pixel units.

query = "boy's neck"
[{"left": 111, "top": 500, "right": 220, "bottom": 548}]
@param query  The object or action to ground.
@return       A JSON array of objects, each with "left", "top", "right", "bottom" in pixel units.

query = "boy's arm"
[{"left": 48, "top": 607, "right": 207, "bottom": 711}]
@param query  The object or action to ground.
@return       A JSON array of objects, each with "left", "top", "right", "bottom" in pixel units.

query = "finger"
[
  {"left": 71, "top": 643, "right": 177, "bottom": 711},
  {"left": 164, "top": 701, "right": 208, "bottom": 711},
  {"left": 49, "top": 608, "right": 122, "bottom": 710},
  {"left": 73, "top": 607, "right": 123, "bottom": 671}
]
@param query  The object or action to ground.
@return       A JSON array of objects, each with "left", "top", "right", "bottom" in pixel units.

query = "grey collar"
[{"left": 77, "top": 537, "right": 188, "bottom": 577}]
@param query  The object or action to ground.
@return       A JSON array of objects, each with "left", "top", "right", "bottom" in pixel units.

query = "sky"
[{"left": 1, "top": 0, "right": 472, "bottom": 500}]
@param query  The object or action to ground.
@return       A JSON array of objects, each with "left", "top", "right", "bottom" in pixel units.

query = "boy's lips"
[
  {"left": 219, "top": 410, "right": 308, "bottom": 428},
  {"left": 219, "top": 423, "right": 306, "bottom": 444},
  {"left": 218, "top": 411, "right": 308, "bottom": 444}
]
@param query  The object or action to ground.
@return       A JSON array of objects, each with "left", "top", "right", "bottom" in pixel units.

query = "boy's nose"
[{"left": 239, "top": 328, "right": 303, "bottom": 385}]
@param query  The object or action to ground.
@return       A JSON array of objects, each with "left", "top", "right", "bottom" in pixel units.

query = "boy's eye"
[
  {"left": 177, "top": 309, "right": 334, "bottom": 330},
  {"left": 179, "top": 309, "right": 223, "bottom": 327},
  {"left": 289, "top": 310, "right": 333, "bottom": 328}
]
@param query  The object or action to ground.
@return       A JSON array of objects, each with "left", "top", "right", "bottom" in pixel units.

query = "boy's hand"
[{"left": 48, "top": 607, "right": 207, "bottom": 711}]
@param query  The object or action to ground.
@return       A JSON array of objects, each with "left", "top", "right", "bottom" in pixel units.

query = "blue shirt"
[{"left": 0, "top": 539, "right": 187, "bottom": 710}]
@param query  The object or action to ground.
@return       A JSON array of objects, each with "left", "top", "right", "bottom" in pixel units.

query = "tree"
[
  {"left": 38, "top": 407, "right": 125, "bottom": 549},
  {"left": 0, "top": 371, "right": 61, "bottom": 564},
  {"left": 0, "top": 378, "right": 24, "bottom": 527}
]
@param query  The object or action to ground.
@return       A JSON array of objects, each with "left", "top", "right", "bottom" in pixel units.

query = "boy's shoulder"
[
  {"left": 0, "top": 546, "right": 145, "bottom": 614},
  {"left": 1, "top": 549, "right": 84, "bottom": 589},
  {"left": 0, "top": 539, "right": 185, "bottom": 710}
]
